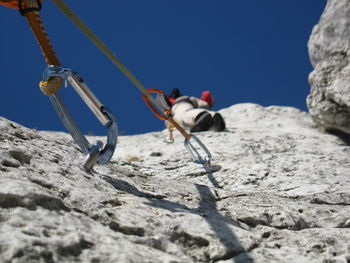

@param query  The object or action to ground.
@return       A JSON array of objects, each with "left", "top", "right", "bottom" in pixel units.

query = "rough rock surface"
[
  {"left": 307, "top": 0, "right": 350, "bottom": 135},
  {"left": 1, "top": 103, "right": 350, "bottom": 263}
]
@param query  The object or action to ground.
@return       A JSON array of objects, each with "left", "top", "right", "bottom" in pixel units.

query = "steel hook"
[{"left": 42, "top": 65, "right": 118, "bottom": 171}]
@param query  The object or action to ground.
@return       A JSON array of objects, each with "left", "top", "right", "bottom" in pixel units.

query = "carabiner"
[
  {"left": 184, "top": 134, "right": 212, "bottom": 167},
  {"left": 142, "top": 89, "right": 171, "bottom": 121},
  {"left": 42, "top": 65, "right": 118, "bottom": 171}
]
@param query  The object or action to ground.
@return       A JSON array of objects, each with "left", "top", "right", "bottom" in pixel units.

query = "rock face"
[
  {"left": 1, "top": 103, "right": 350, "bottom": 263},
  {"left": 307, "top": 0, "right": 350, "bottom": 135}
]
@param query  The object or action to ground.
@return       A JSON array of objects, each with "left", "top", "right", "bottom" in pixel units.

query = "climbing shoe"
[
  {"left": 190, "top": 112, "right": 213, "bottom": 132},
  {"left": 210, "top": 113, "right": 226, "bottom": 131}
]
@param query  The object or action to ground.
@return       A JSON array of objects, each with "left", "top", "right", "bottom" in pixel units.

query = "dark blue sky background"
[{"left": 1, "top": 1, "right": 326, "bottom": 135}]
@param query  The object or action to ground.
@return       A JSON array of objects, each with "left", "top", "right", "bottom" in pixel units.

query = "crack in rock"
[
  {"left": 57, "top": 237, "right": 94, "bottom": 257},
  {"left": 170, "top": 227, "right": 210, "bottom": 262},
  {"left": 109, "top": 221, "right": 145, "bottom": 237},
  {"left": 0, "top": 193, "right": 70, "bottom": 212}
]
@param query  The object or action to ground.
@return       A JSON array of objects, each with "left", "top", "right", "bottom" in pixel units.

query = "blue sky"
[{"left": 1, "top": 1, "right": 326, "bottom": 135}]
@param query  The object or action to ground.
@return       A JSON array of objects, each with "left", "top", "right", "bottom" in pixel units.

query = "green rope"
[{"left": 50, "top": 0, "right": 158, "bottom": 107}]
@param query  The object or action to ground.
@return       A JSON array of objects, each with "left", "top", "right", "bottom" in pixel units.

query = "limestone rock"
[
  {"left": 1, "top": 103, "right": 350, "bottom": 262},
  {"left": 307, "top": 0, "right": 350, "bottom": 135}
]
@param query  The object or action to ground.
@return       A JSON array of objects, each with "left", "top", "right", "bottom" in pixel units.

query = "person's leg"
[
  {"left": 172, "top": 101, "right": 195, "bottom": 129},
  {"left": 180, "top": 109, "right": 213, "bottom": 132},
  {"left": 173, "top": 104, "right": 214, "bottom": 132},
  {"left": 210, "top": 113, "right": 226, "bottom": 131},
  {"left": 201, "top": 110, "right": 226, "bottom": 132}
]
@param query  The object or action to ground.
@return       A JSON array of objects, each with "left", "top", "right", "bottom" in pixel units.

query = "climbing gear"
[
  {"left": 165, "top": 120, "right": 175, "bottom": 144},
  {"left": 184, "top": 134, "right": 212, "bottom": 167},
  {"left": 47, "top": 0, "right": 212, "bottom": 166},
  {"left": 0, "top": 0, "right": 43, "bottom": 10},
  {"left": 1, "top": 0, "right": 118, "bottom": 171},
  {"left": 143, "top": 89, "right": 174, "bottom": 142},
  {"left": 143, "top": 89, "right": 212, "bottom": 166},
  {"left": 18, "top": 0, "right": 41, "bottom": 16},
  {"left": 142, "top": 89, "right": 171, "bottom": 121},
  {"left": 1, "top": 0, "right": 211, "bottom": 166},
  {"left": 41, "top": 66, "right": 118, "bottom": 171}
]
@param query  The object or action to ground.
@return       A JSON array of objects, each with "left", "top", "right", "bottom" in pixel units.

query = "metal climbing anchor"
[
  {"left": 41, "top": 65, "right": 118, "bottom": 171},
  {"left": 184, "top": 134, "right": 212, "bottom": 167}
]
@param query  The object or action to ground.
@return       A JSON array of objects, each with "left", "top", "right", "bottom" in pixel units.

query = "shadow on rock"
[
  {"left": 145, "top": 184, "right": 255, "bottom": 262},
  {"left": 326, "top": 128, "right": 350, "bottom": 145},
  {"left": 99, "top": 172, "right": 254, "bottom": 262},
  {"left": 195, "top": 184, "right": 254, "bottom": 262},
  {"left": 205, "top": 164, "right": 222, "bottom": 188},
  {"left": 100, "top": 174, "right": 166, "bottom": 200}
]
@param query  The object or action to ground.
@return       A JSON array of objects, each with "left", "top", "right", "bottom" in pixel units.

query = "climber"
[{"left": 167, "top": 88, "right": 225, "bottom": 132}]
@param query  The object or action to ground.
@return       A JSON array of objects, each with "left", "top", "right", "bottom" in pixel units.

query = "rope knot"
[
  {"left": 39, "top": 77, "right": 62, "bottom": 96},
  {"left": 18, "top": 0, "right": 42, "bottom": 16}
]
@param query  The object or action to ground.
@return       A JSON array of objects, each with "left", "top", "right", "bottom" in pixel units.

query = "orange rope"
[
  {"left": 0, "top": 0, "right": 43, "bottom": 9},
  {"left": 25, "top": 12, "right": 60, "bottom": 65},
  {"left": 142, "top": 88, "right": 192, "bottom": 140},
  {"left": 20, "top": 0, "right": 62, "bottom": 95},
  {"left": 142, "top": 89, "right": 170, "bottom": 120}
]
